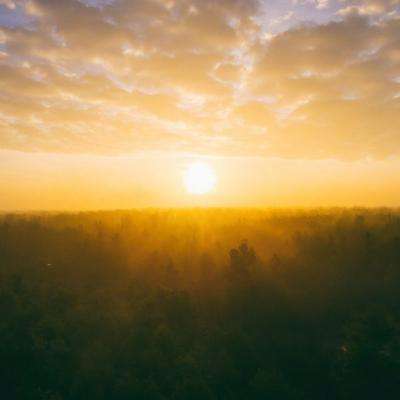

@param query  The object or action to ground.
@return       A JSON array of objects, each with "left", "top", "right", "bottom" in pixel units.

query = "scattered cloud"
[{"left": 0, "top": 0, "right": 398, "bottom": 159}]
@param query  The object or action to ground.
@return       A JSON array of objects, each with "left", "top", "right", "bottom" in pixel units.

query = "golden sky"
[{"left": 0, "top": 0, "right": 399, "bottom": 209}]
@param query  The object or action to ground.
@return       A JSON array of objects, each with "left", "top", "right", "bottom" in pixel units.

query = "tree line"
[{"left": 0, "top": 209, "right": 399, "bottom": 399}]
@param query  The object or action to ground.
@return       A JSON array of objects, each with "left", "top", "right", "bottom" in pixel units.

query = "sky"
[{"left": 0, "top": 0, "right": 399, "bottom": 210}]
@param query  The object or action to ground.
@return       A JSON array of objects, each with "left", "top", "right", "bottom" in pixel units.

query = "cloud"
[
  {"left": 0, "top": 0, "right": 16, "bottom": 10},
  {"left": 337, "top": 0, "right": 400, "bottom": 16},
  {"left": 0, "top": 0, "right": 398, "bottom": 159}
]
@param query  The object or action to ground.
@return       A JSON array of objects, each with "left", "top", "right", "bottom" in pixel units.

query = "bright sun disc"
[{"left": 184, "top": 162, "right": 217, "bottom": 195}]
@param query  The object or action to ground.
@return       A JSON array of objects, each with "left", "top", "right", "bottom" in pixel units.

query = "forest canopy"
[{"left": 1, "top": 208, "right": 400, "bottom": 399}]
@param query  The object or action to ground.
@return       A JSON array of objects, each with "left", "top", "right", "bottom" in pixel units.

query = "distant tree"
[{"left": 229, "top": 241, "right": 257, "bottom": 278}]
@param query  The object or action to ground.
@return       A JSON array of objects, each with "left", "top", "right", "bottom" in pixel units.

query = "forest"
[{"left": 1, "top": 208, "right": 400, "bottom": 399}]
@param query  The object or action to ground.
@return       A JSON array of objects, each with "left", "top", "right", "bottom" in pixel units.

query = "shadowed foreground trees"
[{"left": 0, "top": 209, "right": 400, "bottom": 399}]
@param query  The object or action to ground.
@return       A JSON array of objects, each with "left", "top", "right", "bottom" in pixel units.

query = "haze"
[{"left": 0, "top": 0, "right": 400, "bottom": 209}]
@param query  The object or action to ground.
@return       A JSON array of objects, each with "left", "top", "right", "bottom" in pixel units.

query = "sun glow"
[{"left": 184, "top": 162, "right": 217, "bottom": 195}]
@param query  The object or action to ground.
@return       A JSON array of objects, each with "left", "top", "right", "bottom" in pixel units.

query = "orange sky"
[
  {"left": 0, "top": 0, "right": 399, "bottom": 209},
  {"left": 2, "top": 149, "right": 400, "bottom": 210}
]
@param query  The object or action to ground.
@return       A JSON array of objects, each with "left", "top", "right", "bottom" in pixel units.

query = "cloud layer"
[{"left": 0, "top": 0, "right": 399, "bottom": 159}]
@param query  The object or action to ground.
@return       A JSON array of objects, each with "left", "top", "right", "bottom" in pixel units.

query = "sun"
[{"left": 184, "top": 162, "right": 217, "bottom": 195}]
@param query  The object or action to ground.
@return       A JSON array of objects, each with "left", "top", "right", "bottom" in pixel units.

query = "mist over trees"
[{"left": 1, "top": 209, "right": 400, "bottom": 399}]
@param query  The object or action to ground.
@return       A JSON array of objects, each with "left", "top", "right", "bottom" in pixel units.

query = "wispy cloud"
[{"left": 0, "top": 0, "right": 398, "bottom": 159}]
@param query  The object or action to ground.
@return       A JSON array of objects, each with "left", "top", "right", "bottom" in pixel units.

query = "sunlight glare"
[{"left": 184, "top": 162, "right": 217, "bottom": 195}]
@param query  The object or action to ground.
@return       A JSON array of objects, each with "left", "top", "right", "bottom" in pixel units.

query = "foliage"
[{"left": 1, "top": 208, "right": 400, "bottom": 399}]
